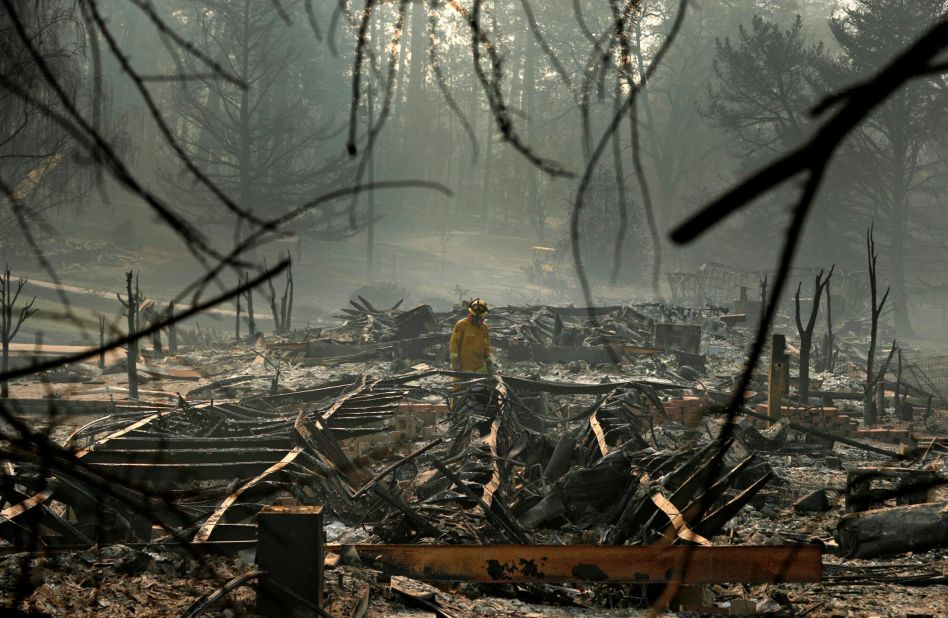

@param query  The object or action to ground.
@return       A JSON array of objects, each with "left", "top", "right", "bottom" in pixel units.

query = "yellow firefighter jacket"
[{"left": 449, "top": 317, "right": 491, "bottom": 372}]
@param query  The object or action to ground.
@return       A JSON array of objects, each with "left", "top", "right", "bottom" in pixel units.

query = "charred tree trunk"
[
  {"left": 235, "top": 283, "right": 241, "bottom": 343},
  {"left": 0, "top": 266, "right": 37, "bottom": 398},
  {"left": 98, "top": 316, "right": 106, "bottom": 369},
  {"left": 151, "top": 319, "right": 162, "bottom": 361},
  {"left": 837, "top": 501, "right": 948, "bottom": 559},
  {"left": 125, "top": 272, "right": 138, "bottom": 400},
  {"left": 366, "top": 84, "right": 375, "bottom": 280},
  {"left": 865, "top": 227, "right": 890, "bottom": 427},
  {"left": 167, "top": 302, "right": 177, "bottom": 355},
  {"left": 235, "top": 0, "right": 253, "bottom": 250},
  {"left": 283, "top": 251, "right": 294, "bottom": 331},
  {"left": 265, "top": 259, "right": 280, "bottom": 332},
  {"left": 265, "top": 254, "right": 294, "bottom": 333},
  {"left": 876, "top": 381, "right": 886, "bottom": 419},
  {"left": 522, "top": 26, "right": 542, "bottom": 240},
  {"left": 759, "top": 275, "right": 768, "bottom": 332},
  {"left": 244, "top": 271, "right": 256, "bottom": 343},
  {"left": 820, "top": 279, "right": 836, "bottom": 372},
  {"left": 794, "top": 266, "right": 833, "bottom": 403}
]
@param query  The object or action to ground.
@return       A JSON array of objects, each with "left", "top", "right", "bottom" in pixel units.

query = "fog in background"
[{"left": 4, "top": 0, "right": 948, "bottom": 343}]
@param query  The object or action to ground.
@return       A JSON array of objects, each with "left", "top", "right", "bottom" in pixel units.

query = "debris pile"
[{"left": 1, "top": 294, "right": 946, "bottom": 615}]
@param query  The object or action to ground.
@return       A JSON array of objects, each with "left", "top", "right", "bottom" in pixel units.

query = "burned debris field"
[
  {"left": 1, "top": 300, "right": 946, "bottom": 616},
  {"left": 2, "top": 1, "right": 948, "bottom": 617}
]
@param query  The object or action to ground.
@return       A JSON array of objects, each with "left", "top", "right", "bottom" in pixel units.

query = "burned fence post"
[
  {"left": 257, "top": 505, "right": 324, "bottom": 616},
  {"left": 767, "top": 333, "right": 789, "bottom": 426}
]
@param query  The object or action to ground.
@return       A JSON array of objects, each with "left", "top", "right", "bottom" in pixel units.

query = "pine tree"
[{"left": 818, "top": 0, "right": 948, "bottom": 336}]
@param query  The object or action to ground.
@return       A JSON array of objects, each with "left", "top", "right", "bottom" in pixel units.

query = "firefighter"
[{"left": 449, "top": 298, "right": 495, "bottom": 374}]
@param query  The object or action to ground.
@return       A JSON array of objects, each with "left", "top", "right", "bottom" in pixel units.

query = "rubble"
[
  {"left": 794, "top": 488, "right": 831, "bottom": 513},
  {"left": 0, "top": 295, "right": 946, "bottom": 615}
]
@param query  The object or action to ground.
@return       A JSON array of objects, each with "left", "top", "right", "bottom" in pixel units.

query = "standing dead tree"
[
  {"left": 794, "top": 265, "right": 833, "bottom": 403},
  {"left": 98, "top": 316, "right": 106, "bottom": 369},
  {"left": 437, "top": 226, "right": 452, "bottom": 283},
  {"left": 142, "top": 300, "right": 162, "bottom": 361},
  {"left": 759, "top": 275, "right": 768, "bottom": 326},
  {"left": 865, "top": 227, "right": 891, "bottom": 426},
  {"left": 117, "top": 272, "right": 141, "bottom": 400},
  {"left": 167, "top": 302, "right": 177, "bottom": 355},
  {"left": 235, "top": 280, "right": 242, "bottom": 343},
  {"left": 244, "top": 272, "right": 256, "bottom": 343},
  {"left": 817, "top": 278, "right": 837, "bottom": 372},
  {"left": 264, "top": 252, "right": 294, "bottom": 333},
  {"left": 0, "top": 266, "right": 37, "bottom": 398},
  {"left": 894, "top": 349, "right": 907, "bottom": 420}
]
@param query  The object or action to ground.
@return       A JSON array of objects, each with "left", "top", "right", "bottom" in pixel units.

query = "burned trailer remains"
[{"left": 0, "top": 370, "right": 772, "bottom": 555}]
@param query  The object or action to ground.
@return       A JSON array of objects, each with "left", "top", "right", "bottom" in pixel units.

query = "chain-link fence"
[{"left": 899, "top": 355, "right": 948, "bottom": 405}]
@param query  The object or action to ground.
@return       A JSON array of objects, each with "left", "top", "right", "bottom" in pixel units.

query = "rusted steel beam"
[{"left": 348, "top": 544, "right": 822, "bottom": 584}]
